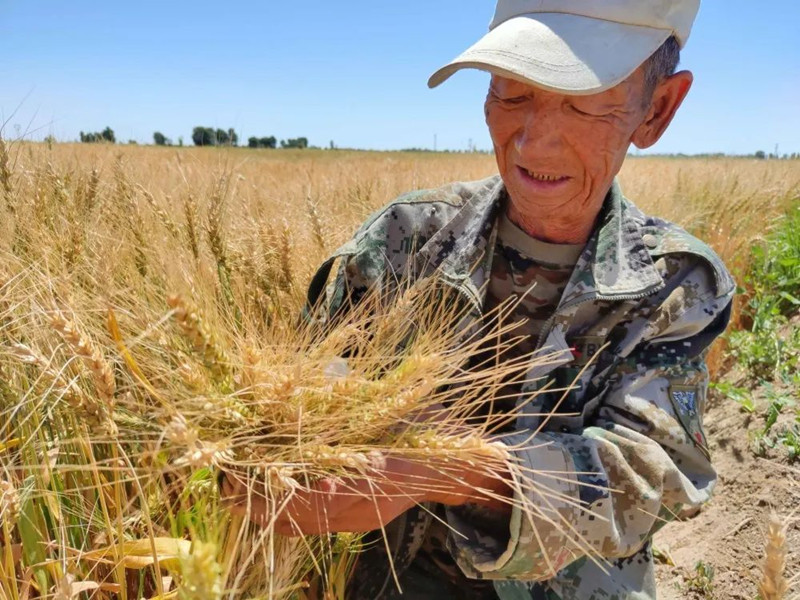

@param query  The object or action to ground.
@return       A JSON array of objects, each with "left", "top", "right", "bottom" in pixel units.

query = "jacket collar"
[
  {"left": 571, "top": 180, "right": 664, "bottom": 302},
  {"left": 414, "top": 177, "right": 664, "bottom": 309}
]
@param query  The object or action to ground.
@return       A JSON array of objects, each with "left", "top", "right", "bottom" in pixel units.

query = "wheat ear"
[
  {"left": 8, "top": 342, "right": 88, "bottom": 412},
  {"left": 183, "top": 193, "right": 200, "bottom": 260},
  {"left": 0, "top": 137, "right": 13, "bottom": 202},
  {"left": 0, "top": 477, "right": 20, "bottom": 527},
  {"left": 49, "top": 311, "right": 116, "bottom": 409},
  {"left": 758, "top": 511, "right": 788, "bottom": 600},
  {"left": 305, "top": 190, "right": 326, "bottom": 253},
  {"left": 167, "top": 295, "right": 231, "bottom": 380},
  {"left": 139, "top": 185, "right": 182, "bottom": 240},
  {"left": 278, "top": 220, "right": 294, "bottom": 291}
]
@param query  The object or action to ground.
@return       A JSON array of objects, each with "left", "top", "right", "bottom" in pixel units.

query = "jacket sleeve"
[{"left": 445, "top": 260, "right": 734, "bottom": 581}]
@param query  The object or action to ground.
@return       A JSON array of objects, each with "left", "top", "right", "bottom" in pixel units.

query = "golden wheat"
[
  {"left": 759, "top": 512, "right": 789, "bottom": 600},
  {"left": 0, "top": 141, "right": 797, "bottom": 600},
  {"left": 0, "top": 477, "right": 20, "bottom": 527},
  {"left": 49, "top": 310, "right": 116, "bottom": 411},
  {"left": 167, "top": 294, "right": 232, "bottom": 380}
]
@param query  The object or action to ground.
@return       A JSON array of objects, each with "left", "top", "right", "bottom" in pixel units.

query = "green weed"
[
  {"left": 684, "top": 560, "right": 716, "bottom": 598},
  {"left": 730, "top": 206, "right": 800, "bottom": 379},
  {"left": 726, "top": 205, "right": 800, "bottom": 460},
  {"left": 761, "top": 385, "right": 795, "bottom": 437},
  {"left": 752, "top": 385, "right": 799, "bottom": 461},
  {"left": 776, "top": 424, "right": 800, "bottom": 461},
  {"left": 710, "top": 381, "right": 755, "bottom": 413}
]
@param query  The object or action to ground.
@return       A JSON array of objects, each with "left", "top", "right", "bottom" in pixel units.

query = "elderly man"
[{"left": 228, "top": 1, "right": 734, "bottom": 598}]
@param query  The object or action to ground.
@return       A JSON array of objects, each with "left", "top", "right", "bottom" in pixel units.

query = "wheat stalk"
[
  {"left": 81, "top": 166, "right": 101, "bottom": 214},
  {"left": 758, "top": 511, "right": 789, "bottom": 600},
  {"left": 206, "top": 177, "right": 230, "bottom": 273},
  {"left": 7, "top": 342, "right": 88, "bottom": 412},
  {"left": 0, "top": 138, "right": 13, "bottom": 204},
  {"left": 0, "top": 477, "right": 20, "bottom": 527},
  {"left": 305, "top": 190, "right": 326, "bottom": 253},
  {"left": 183, "top": 193, "right": 200, "bottom": 260},
  {"left": 167, "top": 294, "right": 232, "bottom": 381},
  {"left": 49, "top": 311, "right": 116, "bottom": 411},
  {"left": 278, "top": 220, "right": 294, "bottom": 292},
  {"left": 139, "top": 185, "right": 182, "bottom": 240}
]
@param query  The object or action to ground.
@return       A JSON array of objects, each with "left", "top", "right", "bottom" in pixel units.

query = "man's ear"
[{"left": 632, "top": 70, "right": 693, "bottom": 149}]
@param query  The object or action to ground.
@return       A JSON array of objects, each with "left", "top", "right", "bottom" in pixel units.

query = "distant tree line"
[
  {"left": 633, "top": 151, "right": 800, "bottom": 160},
  {"left": 191, "top": 127, "right": 239, "bottom": 147},
  {"left": 753, "top": 150, "right": 799, "bottom": 160},
  {"left": 248, "top": 136, "right": 276, "bottom": 149},
  {"left": 72, "top": 129, "right": 799, "bottom": 159},
  {"left": 77, "top": 126, "right": 312, "bottom": 150},
  {"left": 247, "top": 136, "right": 309, "bottom": 149},
  {"left": 188, "top": 127, "right": 309, "bottom": 149},
  {"left": 280, "top": 137, "right": 308, "bottom": 149},
  {"left": 79, "top": 127, "right": 116, "bottom": 143}
]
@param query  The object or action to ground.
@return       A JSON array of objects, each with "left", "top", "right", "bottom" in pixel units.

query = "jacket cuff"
[{"left": 445, "top": 434, "right": 575, "bottom": 579}]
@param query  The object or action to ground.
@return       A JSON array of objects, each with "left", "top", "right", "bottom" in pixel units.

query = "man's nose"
[{"left": 515, "top": 98, "right": 565, "bottom": 155}]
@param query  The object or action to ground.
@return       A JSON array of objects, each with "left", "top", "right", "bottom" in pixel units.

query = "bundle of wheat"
[{"left": 1, "top": 242, "right": 572, "bottom": 598}]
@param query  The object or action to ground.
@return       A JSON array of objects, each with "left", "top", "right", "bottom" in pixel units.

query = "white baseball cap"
[{"left": 428, "top": 0, "right": 700, "bottom": 94}]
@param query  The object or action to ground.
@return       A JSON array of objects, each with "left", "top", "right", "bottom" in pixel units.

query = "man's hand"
[{"left": 221, "top": 455, "right": 512, "bottom": 536}]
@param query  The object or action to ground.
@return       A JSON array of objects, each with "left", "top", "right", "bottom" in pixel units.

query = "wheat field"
[{"left": 0, "top": 141, "right": 798, "bottom": 600}]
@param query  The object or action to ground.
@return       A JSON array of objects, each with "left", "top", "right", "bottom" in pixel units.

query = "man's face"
[{"left": 485, "top": 70, "right": 652, "bottom": 226}]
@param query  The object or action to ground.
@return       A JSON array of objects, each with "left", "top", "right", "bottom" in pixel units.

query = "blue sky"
[{"left": 1, "top": 1, "right": 798, "bottom": 155}]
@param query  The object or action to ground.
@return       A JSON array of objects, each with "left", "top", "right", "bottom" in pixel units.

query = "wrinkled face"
[{"left": 485, "top": 71, "right": 652, "bottom": 224}]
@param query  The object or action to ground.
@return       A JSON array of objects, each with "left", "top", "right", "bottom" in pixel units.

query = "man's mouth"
[
  {"left": 518, "top": 167, "right": 570, "bottom": 183},
  {"left": 528, "top": 171, "right": 562, "bottom": 182}
]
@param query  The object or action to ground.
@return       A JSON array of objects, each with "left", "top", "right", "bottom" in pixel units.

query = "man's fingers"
[
  {"left": 219, "top": 473, "right": 248, "bottom": 503},
  {"left": 220, "top": 468, "right": 422, "bottom": 536},
  {"left": 220, "top": 474, "right": 233, "bottom": 496},
  {"left": 314, "top": 476, "right": 342, "bottom": 496},
  {"left": 227, "top": 491, "right": 276, "bottom": 526},
  {"left": 274, "top": 514, "right": 310, "bottom": 537}
]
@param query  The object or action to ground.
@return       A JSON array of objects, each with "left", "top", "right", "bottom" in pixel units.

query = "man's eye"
[
  {"left": 497, "top": 95, "right": 527, "bottom": 105},
  {"left": 569, "top": 103, "right": 594, "bottom": 116},
  {"left": 569, "top": 103, "right": 609, "bottom": 117}
]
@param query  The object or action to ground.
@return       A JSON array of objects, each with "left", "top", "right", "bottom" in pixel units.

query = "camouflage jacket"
[{"left": 305, "top": 175, "right": 735, "bottom": 600}]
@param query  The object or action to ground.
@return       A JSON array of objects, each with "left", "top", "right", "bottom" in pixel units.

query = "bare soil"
[{"left": 654, "top": 374, "right": 800, "bottom": 599}]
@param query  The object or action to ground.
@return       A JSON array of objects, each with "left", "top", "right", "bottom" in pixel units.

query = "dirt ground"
[{"left": 654, "top": 374, "right": 800, "bottom": 599}]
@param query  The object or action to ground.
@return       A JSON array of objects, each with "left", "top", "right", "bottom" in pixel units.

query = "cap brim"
[{"left": 428, "top": 12, "right": 670, "bottom": 94}]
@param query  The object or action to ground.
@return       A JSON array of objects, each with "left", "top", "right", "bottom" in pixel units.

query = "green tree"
[
  {"left": 192, "top": 127, "right": 216, "bottom": 146},
  {"left": 247, "top": 136, "right": 276, "bottom": 149},
  {"left": 280, "top": 137, "right": 308, "bottom": 149},
  {"left": 192, "top": 126, "right": 238, "bottom": 147},
  {"left": 153, "top": 131, "right": 171, "bottom": 146},
  {"left": 215, "top": 129, "right": 230, "bottom": 146},
  {"left": 80, "top": 128, "right": 115, "bottom": 144}
]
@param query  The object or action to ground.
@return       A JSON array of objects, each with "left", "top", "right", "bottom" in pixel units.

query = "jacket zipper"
[{"left": 534, "top": 282, "right": 667, "bottom": 351}]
